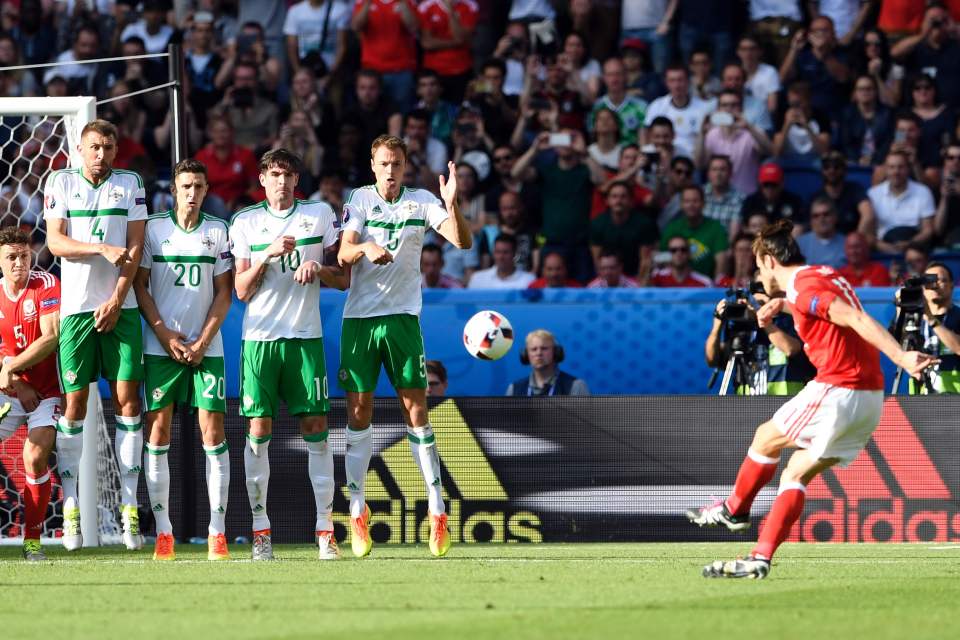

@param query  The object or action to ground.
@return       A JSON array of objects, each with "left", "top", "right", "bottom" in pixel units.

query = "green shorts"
[
  {"left": 59, "top": 308, "right": 144, "bottom": 393},
  {"left": 144, "top": 355, "right": 226, "bottom": 413},
  {"left": 338, "top": 314, "right": 427, "bottom": 393},
  {"left": 239, "top": 338, "right": 329, "bottom": 418}
]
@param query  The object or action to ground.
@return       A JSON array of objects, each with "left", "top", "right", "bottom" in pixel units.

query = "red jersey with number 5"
[
  {"left": 786, "top": 265, "right": 884, "bottom": 390},
  {"left": 0, "top": 271, "right": 62, "bottom": 399}
]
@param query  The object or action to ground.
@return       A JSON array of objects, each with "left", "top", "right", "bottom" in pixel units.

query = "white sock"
[
  {"left": 145, "top": 443, "right": 172, "bottom": 534},
  {"left": 408, "top": 424, "right": 445, "bottom": 515},
  {"left": 204, "top": 441, "right": 230, "bottom": 536},
  {"left": 305, "top": 433, "right": 334, "bottom": 532},
  {"left": 55, "top": 418, "right": 84, "bottom": 503},
  {"left": 244, "top": 434, "right": 271, "bottom": 531},
  {"left": 345, "top": 427, "right": 372, "bottom": 518},
  {"left": 115, "top": 415, "right": 143, "bottom": 507}
]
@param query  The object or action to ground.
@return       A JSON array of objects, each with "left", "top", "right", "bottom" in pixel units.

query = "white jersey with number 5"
[
  {"left": 42, "top": 168, "right": 148, "bottom": 316},
  {"left": 230, "top": 199, "right": 339, "bottom": 341},
  {"left": 341, "top": 186, "right": 448, "bottom": 318},
  {"left": 140, "top": 211, "right": 232, "bottom": 357}
]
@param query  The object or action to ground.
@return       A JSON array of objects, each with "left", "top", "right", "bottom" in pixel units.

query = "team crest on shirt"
[
  {"left": 243, "top": 395, "right": 254, "bottom": 408},
  {"left": 109, "top": 188, "right": 124, "bottom": 203},
  {"left": 152, "top": 388, "right": 164, "bottom": 401},
  {"left": 202, "top": 236, "right": 215, "bottom": 249},
  {"left": 404, "top": 202, "right": 418, "bottom": 215},
  {"left": 300, "top": 218, "right": 312, "bottom": 231},
  {"left": 65, "top": 370, "right": 77, "bottom": 384},
  {"left": 22, "top": 298, "right": 36, "bottom": 319},
  {"left": 338, "top": 369, "right": 348, "bottom": 381}
]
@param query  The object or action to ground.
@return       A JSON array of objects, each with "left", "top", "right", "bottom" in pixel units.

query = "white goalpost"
[{"left": 0, "top": 96, "right": 122, "bottom": 546}]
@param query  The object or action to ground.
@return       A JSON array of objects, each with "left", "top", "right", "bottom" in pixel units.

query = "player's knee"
[
  {"left": 347, "top": 404, "right": 373, "bottom": 428},
  {"left": 23, "top": 431, "right": 54, "bottom": 473},
  {"left": 299, "top": 415, "right": 327, "bottom": 435}
]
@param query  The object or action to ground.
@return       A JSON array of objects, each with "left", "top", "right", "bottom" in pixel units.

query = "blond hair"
[{"left": 370, "top": 134, "right": 407, "bottom": 160}]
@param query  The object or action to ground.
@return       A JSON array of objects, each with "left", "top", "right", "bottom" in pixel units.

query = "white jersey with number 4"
[
  {"left": 342, "top": 186, "right": 449, "bottom": 318},
  {"left": 230, "top": 199, "right": 339, "bottom": 341},
  {"left": 42, "top": 168, "right": 148, "bottom": 316},
  {"left": 140, "top": 211, "right": 232, "bottom": 357}
]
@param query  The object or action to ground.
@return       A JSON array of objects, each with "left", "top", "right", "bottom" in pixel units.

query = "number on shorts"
[
  {"left": 173, "top": 263, "right": 201, "bottom": 287},
  {"left": 202, "top": 373, "right": 225, "bottom": 400},
  {"left": 314, "top": 375, "right": 328, "bottom": 400},
  {"left": 279, "top": 249, "right": 302, "bottom": 273},
  {"left": 419, "top": 354, "right": 427, "bottom": 379}
]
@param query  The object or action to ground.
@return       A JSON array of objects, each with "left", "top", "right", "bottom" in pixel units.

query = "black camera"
[
  {"left": 897, "top": 273, "right": 938, "bottom": 311},
  {"left": 721, "top": 286, "right": 761, "bottom": 339}
]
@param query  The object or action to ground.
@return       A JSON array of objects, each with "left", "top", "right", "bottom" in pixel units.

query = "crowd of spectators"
[{"left": 2, "top": 0, "right": 960, "bottom": 288}]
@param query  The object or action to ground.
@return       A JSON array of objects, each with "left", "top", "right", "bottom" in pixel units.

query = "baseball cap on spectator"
[
  {"left": 461, "top": 150, "right": 491, "bottom": 182},
  {"left": 758, "top": 162, "right": 783, "bottom": 185},
  {"left": 621, "top": 38, "right": 648, "bottom": 53}
]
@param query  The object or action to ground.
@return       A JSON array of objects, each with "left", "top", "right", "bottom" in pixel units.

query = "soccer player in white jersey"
[
  {"left": 133, "top": 159, "right": 233, "bottom": 561},
  {"left": 43, "top": 119, "right": 147, "bottom": 551},
  {"left": 338, "top": 135, "right": 472, "bottom": 558},
  {"left": 231, "top": 149, "right": 346, "bottom": 561}
]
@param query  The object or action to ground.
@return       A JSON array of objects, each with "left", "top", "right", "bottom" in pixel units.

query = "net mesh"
[{"left": 0, "top": 109, "right": 122, "bottom": 544}]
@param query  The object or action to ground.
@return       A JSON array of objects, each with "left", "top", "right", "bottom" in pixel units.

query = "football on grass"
[{"left": 463, "top": 310, "right": 514, "bottom": 360}]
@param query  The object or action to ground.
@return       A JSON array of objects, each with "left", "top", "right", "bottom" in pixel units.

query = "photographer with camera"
[
  {"left": 892, "top": 262, "right": 960, "bottom": 394},
  {"left": 705, "top": 280, "right": 815, "bottom": 395}
]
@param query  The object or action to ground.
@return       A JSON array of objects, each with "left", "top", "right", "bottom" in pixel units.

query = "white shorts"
[
  {"left": 771, "top": 381, "right": 883, "bottom": 466},
  {"left": 0, "top": 396, "right": 62, "bottom": 441}
]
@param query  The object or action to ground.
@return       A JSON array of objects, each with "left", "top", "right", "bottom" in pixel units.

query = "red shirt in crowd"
[
  {"left": 786, "top": 265, "right": 884, "bottom": 390},
  {"left": 195, "top": 144, "right": 260, "bottom": 207},
  {"left": 591, "top": 178, "right": 652, "bottom": 219},
  {"left": 527, "top": 278, "right": 583, "bottom": 289},
  {"left": 0, "top": 271, "right": 62, "bottom": 400},
  {"left": 419, "top": 0, "right": 478, "bottom": 76},
  {"left": 113, "top": 135, "right": 146, "bottom": 170},
  {"left": 649, "top": 268, "right": 712, "bottom": 287},
  {"left": 836, "top": 262, "right": 891, "bottom": 287},
  {"left": 353, "top": 0, "right": 418, "bottom": 73}
]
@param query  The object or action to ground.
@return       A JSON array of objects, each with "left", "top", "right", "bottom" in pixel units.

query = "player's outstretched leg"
[
  {"left": 204, "top": 440, "right": 231, "bottom": 561},
  {"left": 145, "top": 442, "right": 174, "bottom": 560},
  {"left": 244, "top": 429, "right": 273, "bottom": 560},
  {"left": 55, "top": 416, "right": 84, "bottom": 551},
  {"left": 345, "top": 426, "right": 373, "bottom": 558},
  {"left": 406, "top": 423, "right": 450, "bottom": 557},
  {"left": 115, "top": 414, "right": 144, "bottom": 550},
  {"left": 304, "top": 429, "right": 338, "bottom": 560}
]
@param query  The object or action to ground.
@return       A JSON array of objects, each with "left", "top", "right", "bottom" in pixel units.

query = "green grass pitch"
[{"left": 2, "top": 543, "right": 959, "bottom": 639}]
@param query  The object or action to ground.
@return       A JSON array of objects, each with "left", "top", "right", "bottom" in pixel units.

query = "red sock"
[
  {"left": 724, "top": 449, "right": 779, "bottom": 516},
  {"left": 752, "top": 484, "right": 806, "bottom": 560},
  {"left": 24, "top": 470, "right": 52, "bottom": 540}
]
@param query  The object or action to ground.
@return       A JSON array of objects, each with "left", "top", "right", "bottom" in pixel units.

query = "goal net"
[{"left": 0, "top": 97, "right": 122, "bottom": 545}]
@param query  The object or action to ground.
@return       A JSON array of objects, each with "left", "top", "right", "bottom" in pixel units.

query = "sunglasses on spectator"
[
  {"left": 914, "top": 84, "right": 933, "bottom": 91},
  {"left": 945, "top": 154, "right": 960, "bottom": 161},
  {"left": 668, "top": 246, "right": 689, "bottom": 253},
  {"left": 673, "top": 167, "right": 691, "bottom": 175},
  {"left": 822, "top": 160, "right": 845, "bottom": 169},
  {"left": 810, "top": 211, "right": 833, "bottom": 219},
  {"left": 494, "top": 154, "right": 514, "bottom": 162}
]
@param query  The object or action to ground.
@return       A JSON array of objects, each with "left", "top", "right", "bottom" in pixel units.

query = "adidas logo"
[
  {"left": 347, "top": 482, "right": 359, "bottom": 490},
  {"left": 215, "top": 506, "right": 225, "bottom": 514},
  {"left": 253, "top": 503, "right": 264, "bottom": 512},
  {"left": 372, "top": 205, "right": 381, "bottom": 213},
  {"left": 153, "top": 504, "right": 164, "bottom": 512},
  {"left": 332, "top": 399, "right": 542, "bottom": 543},
  {"left": 776, "top": 399, "right": 956, "bottom": 543}
]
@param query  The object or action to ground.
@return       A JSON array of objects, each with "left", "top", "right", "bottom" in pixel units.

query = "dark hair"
[
  {"left": 752, "top": 220, "right": 805, "bottom": 266},
  {"left": 904, "top": 241, "right": 930, "bottom": 256},
  {"left": 708, "top": 154, "right": 732, "bottom": 170},
  {"left": 926, "top": 261, "right": 954, "bottom": 282},
  {"left": 241, "top": 21, "right": 265, "bottom": 35},
  {"left": 909, "top": 72, "right": 940, "bottom": 104},
  {"left": 494, "top": 233, "right": 518, "bottom": 252},
  {"left": 425, "top": 359, "right": 447, "bottom": 383},
  {"left": 721, "top": 62, "right": 745, "bottom": 77},
  {"left": 809, "top": 196, "right": 837, "bottom": 216},
  {"left": 681, "top": 184, "right": 704, "bottom": 200},
  {"left": 0, "top": 226, "right": 30, "bottom": 247},
  {"left": 481, "top": 58, "right": 507, "bottom": 76},
  {"left": 319, "top": 167, "right": 346, "bottom": 182},
  {"left": 606, "top": 180, "right": 632, "bottom": 197},
  {"left": 894, "top": 109, "right": 923, "bottom": 128},
  {"left": 718, "top": 88, "right": 741, "bottom": 104},
  {"left": 664, "top": 62, "right": 687, "bottom": 77},
  {"left": 172, "top": 158, "right": 208, "bottom": 181},
  {"left": 417, "top": 68, "right": 441, "bottom": 83},
  {"left": 592, "top": 106, "right": 621, "bottom": 138},
  {"left": 421, "top": 243, "right": 443, "bottom": 259},
  {"left": 259, "top": 148, "right": 303, "bottom": 175},
  {"left": 731, "top": 232, "right": 754, "bottom": 246},
  {"left": 357, "top": 68, "right": 382, "bottom": 84},
  {"left": 671, "top": 156, "right": 694, "bottom": 172},
  {"left": 598, "top": 247, "right": 624, "bottom": 263},
  {"left": 648, "top": 116, "right": 674, "bottom": 131},
  {"left": 404, "top": 108, "right": 432, "bottom": 127}
]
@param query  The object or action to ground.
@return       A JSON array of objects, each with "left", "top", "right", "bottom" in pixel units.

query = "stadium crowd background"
[{"left": 1, "top": 0, "right": 960, "bottom": 289}]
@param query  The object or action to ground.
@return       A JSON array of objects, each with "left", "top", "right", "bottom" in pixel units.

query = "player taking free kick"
[
  {"left": 0, "top": 228, "right": 63, "bottom": 561},
  {"left": 337, "top": 135, "right": 472, "bottom": 558},
  {"left": 687, "top": 220, "right": 936, "bottom": 579},
  {"left": 231, "top": 149, "right": 347, "bottom": 561},
  {"left": 43, "top": 119, "right": 147, "bottom": 551},
  {"left": 133, "top": 160, "right": 233, "bottom": 561}
]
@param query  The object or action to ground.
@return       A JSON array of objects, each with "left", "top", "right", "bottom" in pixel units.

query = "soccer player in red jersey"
[
  {"left": 687, "top": 221, "right": 937, "bottom": 578},
  {"left": 0, "top": 227, "right": 63, "bottom": 561}
]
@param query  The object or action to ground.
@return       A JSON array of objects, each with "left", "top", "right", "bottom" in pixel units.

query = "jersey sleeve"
[
  {"left": 214, "top": 225, "right": 233, "bottom": 276},
  {"left": 42, "top": 172, "right": 68, "bottom": 221},
  {"left": 229, "top": 218, "right": 251, "bottom": 261},
  {"left": 424, "top": 193, "right": 449, "bottom": 230},
  {"left": 792, "top": 274, "right": 839, "bottom": 322},
  {"left": 38, "top": 274, "right": 61, "bottom": 315},
  {"left": 322, "top": 206, "right": 340, "bottom": 250},
  {"left": 342, "top": 191, "right": 367, "bottom": 235},
  {"left": 126, "top": 175, "right": 148, "bottom": 221},
  {"left": 140, "top": 223, "right": 153, "bottom": 269}
]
